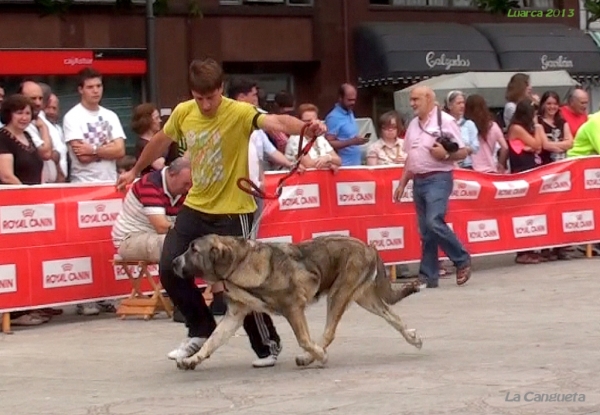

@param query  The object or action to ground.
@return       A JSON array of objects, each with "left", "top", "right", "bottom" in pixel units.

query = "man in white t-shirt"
[{"left": 63, "top": 68, "right": 126, "bottom": 183}]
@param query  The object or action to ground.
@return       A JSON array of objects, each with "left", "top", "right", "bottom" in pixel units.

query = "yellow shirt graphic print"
[
  {"left": 163, "top": 97, "right": 265, "bottom": 215},
  {"left": 188, "top": 129, "right": 225, "bottom": 189}
]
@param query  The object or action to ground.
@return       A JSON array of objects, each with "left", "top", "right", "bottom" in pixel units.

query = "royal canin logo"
[
  {"left": 61, "top": 263, "right": 73, "bottom": 272},
  {"left": 0, "top": 203, "right": 56, "bottom": 234},
  {"left": 279, "top": 185, "right": 320, "bottom": 211},
  {"left": 77, "top": 199, "right": 122, "bottom": 229},
  {"left": 512, "top": 215, "right": 548, "bottom": 239},
  {"left": 336, "top": 181, "right": 376, "bottom": 206}
]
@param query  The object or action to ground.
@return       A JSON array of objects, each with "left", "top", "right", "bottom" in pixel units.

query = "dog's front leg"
[{"left": 178, "top": 303, "right": 248, "bottom": 371}]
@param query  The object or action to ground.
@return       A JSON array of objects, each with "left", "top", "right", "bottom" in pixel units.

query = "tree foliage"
[
  {"left": 584, "top": 0, "right": 600, "bottom": 25},
  {"left": 473, "top": 0, "right": 520, "bottom": 14}
]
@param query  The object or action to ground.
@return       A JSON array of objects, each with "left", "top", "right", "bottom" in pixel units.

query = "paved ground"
[{"left": 1, "top": 253, "right": 600, "bottom": 415}]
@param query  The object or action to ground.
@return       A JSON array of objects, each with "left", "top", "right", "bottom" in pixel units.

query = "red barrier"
[
  {"left": 257, "top": 157, "right": 600, "bottom": 266},
  {"left": 1, "top": 157, "right": 600, "bottom": 313}
]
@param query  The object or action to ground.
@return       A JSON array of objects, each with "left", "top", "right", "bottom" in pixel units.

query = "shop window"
[{"left": 224, "top": 72, "right": 295, "bottom": 110}]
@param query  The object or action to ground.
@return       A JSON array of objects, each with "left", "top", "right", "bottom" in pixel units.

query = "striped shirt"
[{"left": 111, "top": 168, "right": 185, "bottom": 248}]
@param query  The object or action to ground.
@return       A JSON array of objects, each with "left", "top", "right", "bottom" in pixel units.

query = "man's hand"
[
  {"left": 351, "top": 136, "right": 370, "bottom": 146},
  {"left": 430, "top": 142, "right": 449, "bottom": 161},
  {"left": 116, "top": 170, "right": 136, "bottom": 192},
  {"left": 71, "top": 140, "right": 95, "bottom": 156},
  {"left": 330, "top": 164, "right": 340, "bottom": 174},
  {"left": 34, "top": 117, "right": 47, "bottom": 131},
  {"left": 295, "top": 163, "right": 306, "bottom": 174},
  {"left": 306, "top": 119, "right": 327, "bottom": 138},
  {"left": 393, "top": 183, "right": 406, "bottom": 203}
]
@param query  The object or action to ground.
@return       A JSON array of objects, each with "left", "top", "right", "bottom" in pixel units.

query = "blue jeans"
[{"left": 413, "top": 171, "right": 470, "bottom": 283}]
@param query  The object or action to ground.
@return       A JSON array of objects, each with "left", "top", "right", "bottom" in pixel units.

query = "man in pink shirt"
[{"left": 393, "top": 86, "right": 472, "bottom": 288}]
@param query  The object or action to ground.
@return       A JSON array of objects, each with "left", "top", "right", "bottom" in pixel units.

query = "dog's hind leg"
[
  {"left": 178, "top": 302, "right": 248, "bottom": 371},
  {"left": 294, "top": 289, "right": 353, "bottom": 367},
  {"left": 355, "top": 290, "right": 423, "bottom": 350},
  {"left": 285, "top": 307, "right": 327, "bottom": 367}
]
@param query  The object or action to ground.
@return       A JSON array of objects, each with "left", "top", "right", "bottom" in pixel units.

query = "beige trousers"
[{"left": 117, "top": 233, "right": 167, "bottom": 263}]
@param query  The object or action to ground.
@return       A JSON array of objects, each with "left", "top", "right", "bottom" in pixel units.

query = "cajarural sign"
[
  {"left": 540, "top": 55, "right": 573, "bottom": 71},
  {"left": 425, "top": 52, "right": 471, "bottom": 70}
]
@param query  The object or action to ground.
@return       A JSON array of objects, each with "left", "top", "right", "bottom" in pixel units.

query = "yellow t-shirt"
[{"left": 163, "top": 97, "right": 265, "bottom": 214}]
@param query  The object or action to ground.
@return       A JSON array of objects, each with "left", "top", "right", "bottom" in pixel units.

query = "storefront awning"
[
  {"left": 472, "top": 23, "right": 600, "bottom": 75},
  {"left": 353, "top": 22, "right": 501, "bottom": 87}
]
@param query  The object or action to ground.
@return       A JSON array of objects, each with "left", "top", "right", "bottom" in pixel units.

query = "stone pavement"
[{"left": 1, "top": 253, "right": 600, "bottom": 415}]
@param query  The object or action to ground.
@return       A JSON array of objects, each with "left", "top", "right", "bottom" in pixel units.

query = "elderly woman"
[
  {"left": 366, "top": 110, "right": 407, "bottom": 166},
  {"left": 0, "top": 94, "right": 51, "bottom": 326},
  {"left": 285, "top": 103, "right": 341, "bottom": 171},
  {"left": 445, "top": 91, "right": 479, "bottom": 170}
]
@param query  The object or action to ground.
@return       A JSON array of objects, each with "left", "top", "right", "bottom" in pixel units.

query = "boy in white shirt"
[{"left": 63, "top": 68, "right": 126, "bottom": 183}]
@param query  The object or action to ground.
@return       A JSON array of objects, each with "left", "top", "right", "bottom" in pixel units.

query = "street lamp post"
[{"left": 146, "top": 0, "right": 158, "bottom": 104}]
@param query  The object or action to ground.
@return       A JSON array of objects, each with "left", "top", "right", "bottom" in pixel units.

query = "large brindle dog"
[{"left": 172, "top": 234, "right": 422, "bottom": 371}]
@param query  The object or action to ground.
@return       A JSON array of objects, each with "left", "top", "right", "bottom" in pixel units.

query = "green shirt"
[{"left": 567, "top": 113, "right": 600, "bottom": 158}]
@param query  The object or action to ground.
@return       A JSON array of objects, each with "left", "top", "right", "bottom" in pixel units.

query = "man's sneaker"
[
  {"left": 252, "top": 354, "right": 278, "bottom": 368},
  {"left": 252, "top": 341, "right": 282, "bottom": 368},
  {"left": 166, "top": 337, "right": 205, "bottom": 361},
  {"left": 76, "top": 303, "right": 100, "bottom": 316}
]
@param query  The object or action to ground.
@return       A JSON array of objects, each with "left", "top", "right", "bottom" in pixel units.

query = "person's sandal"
[{"left": 456, "top": 263, "right": 471, "bottom": 286}]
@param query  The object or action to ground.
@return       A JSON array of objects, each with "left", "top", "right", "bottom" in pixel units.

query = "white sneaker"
[
  {"left": 76, "top": 303, "right": 100, "bottom": 316},
  {"left": 252, "top": 354, "right": 278, "bottom": 368},
  {"left": 167, "top": 337, "right": 205, "bottom": 360}
]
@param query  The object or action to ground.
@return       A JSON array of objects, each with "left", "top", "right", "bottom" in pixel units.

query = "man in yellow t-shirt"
[{"left": 117, "top": 58, "right": 326, "bottom": 370}]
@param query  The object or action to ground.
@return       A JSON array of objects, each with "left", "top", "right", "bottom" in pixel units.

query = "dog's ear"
[{"left": 209, "top": 242, "right": 233, "bottom": 266}]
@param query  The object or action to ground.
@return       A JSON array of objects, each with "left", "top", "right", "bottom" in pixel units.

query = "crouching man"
[{"left": 112, "top": 157, "right": 192, "bottom": 262}]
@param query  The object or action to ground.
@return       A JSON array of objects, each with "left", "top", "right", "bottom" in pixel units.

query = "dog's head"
[{"left": 172, "top": 234, "right": 247, "bottom": 283}]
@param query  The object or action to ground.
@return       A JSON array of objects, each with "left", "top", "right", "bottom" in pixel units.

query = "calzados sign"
[{"left": 425, "top": 52, "right": 471, "bottom": 70}]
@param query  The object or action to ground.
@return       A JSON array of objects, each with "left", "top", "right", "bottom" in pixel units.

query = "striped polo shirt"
[{"left": 111, "top": 168, "right": 186, "bottom": 248}]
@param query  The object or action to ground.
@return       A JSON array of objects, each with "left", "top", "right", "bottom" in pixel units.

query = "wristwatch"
[{"left": 92, "top": 144, "right": 98, "bottom": 155}]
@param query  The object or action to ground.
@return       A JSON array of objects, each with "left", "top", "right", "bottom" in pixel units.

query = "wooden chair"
[{"left": 112, "top": 258, "right": 174, "bottom": 320}]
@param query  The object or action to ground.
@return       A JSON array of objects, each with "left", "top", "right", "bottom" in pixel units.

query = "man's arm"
[
  {"left": 147, "top": 214, "right": 173, "bottom": 234},
  {"left": 325, "top": 134, "right": 363, "bottom": 150},
  {"left": 29, "top": 121, "right": 52, "bottom": 160},
  {"left": 97, "top": 138, "right": 126, "bottom": 160},
  {"left": 260, "top": 114, "right": 307, "bottom": 136}
]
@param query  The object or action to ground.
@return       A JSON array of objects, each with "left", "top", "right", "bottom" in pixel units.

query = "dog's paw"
[
  {"left": 407, "top": 328, "right": 423, "bottom": 350},
  {"left": 295, "top": 352, "right": 315, "bottom": 367},
  {"left": 319, "top": 350, "right": 329, "bottom": 365},
  {"left": 176, "top": 357, "right": 198, "bottom": 371}
]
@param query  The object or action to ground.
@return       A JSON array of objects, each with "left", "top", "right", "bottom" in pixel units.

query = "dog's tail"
[{"left": 372, "top": 245, "right": 420, "bottom": 305}]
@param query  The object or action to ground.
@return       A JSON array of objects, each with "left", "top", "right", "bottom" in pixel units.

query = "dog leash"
[{"left": 237, "top": 123, "right": 317, "bottom": 200}]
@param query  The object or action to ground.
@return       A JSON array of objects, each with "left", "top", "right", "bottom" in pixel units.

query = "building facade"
[{"left": 0, "top": 0, "right": 596, "bottom": 140}]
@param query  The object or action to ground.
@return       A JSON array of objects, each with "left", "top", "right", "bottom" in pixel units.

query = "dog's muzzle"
[{"left": 172, "top": 254, "right": 193, "bottom": 279}]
